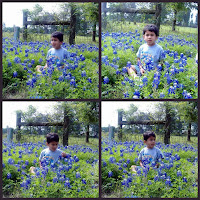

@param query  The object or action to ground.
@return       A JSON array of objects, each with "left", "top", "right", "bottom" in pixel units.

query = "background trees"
[
  {"left": 102, "top": 2, "right": 198, "bottom": 32},
  {"left": 15, "top": 102, "right": 99, "bottom": 146},
  {"left": 112, "top": 102, "right": 197, "bottom": 144}
]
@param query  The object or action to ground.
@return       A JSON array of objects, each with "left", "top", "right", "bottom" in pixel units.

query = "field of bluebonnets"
[
  {"left": 102, "top": 135, "right": 198, "bottom": 198},
  {"left": 3, "top": 137, "right": 99, "bottom": 198},
  {"left": 102, "top": 24, "right": 198, "bottom": 99},
  {"left": 3, "top": 34, "right": 99, "bottom": 99}
]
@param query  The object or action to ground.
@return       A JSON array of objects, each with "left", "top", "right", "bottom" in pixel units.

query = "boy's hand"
[
  {"left": 61, "top": 152, "right": 67, "bottom": 158},
  {"left": 140, "top": 68, "right": 145, "bottom": 75}
]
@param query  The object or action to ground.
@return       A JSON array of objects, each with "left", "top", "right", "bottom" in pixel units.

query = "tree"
[
  {"left": 74, "top": 102, "right": 99, "bottom": 143},
  {"left": 177, "top": 102, "right": 198, "bottom": 141},
  {"left": 80, "top": 3, "right": 99, "bottom": 42}
]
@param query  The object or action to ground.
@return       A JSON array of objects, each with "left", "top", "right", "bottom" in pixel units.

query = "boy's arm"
[
  {"left": 39, "top": 161, "right": 42, "bottom": 168},
  {"left": 139, "top": 160, "right": 144, "bottom": 168},
  {"left": 61, "top": 152, "right": 69, "bottom": 158},
  {"left": 137, "top": 58, "right": 145, "bottom": 74}
]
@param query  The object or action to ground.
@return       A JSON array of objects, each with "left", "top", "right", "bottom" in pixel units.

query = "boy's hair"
[
  {"left": 143, "top": 131, "right": 156, "bottom": 141},
  {"left": 46, "top": 133, "right": 59, "bottom": 143},
  {"left": 143, "top": 24, "right": 159, "bottom": 36},
  {"left": 51, "top": 31, "right": 63, "bottom": 42}
]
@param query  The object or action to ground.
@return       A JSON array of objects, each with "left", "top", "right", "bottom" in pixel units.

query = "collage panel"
[
  {"left": 2, "top": 101, "right": 99, "bottom": 198},
  {"left": 101, "top": 101, "right": 198, "bottom": 198},
  {"left": 2, "top": 2, "right": 99, "bottom": 99},
  {"left": 101, "top": 2, "right": 198, "bottom": 99},
  {"left": 1, "top": 1, "right": 199, "bottom": 200}
]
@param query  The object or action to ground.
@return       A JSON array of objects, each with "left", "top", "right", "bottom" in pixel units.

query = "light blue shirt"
[
  {"left": 138, "top": 146, "right": 164, "bottom": 165},
  {"left": 136, "top": 43, "right": 163, "bottom": 69},
  {"left": 46, "top": 47, "right": 70, "bottom": 65},
  {"left": 39, "top": 148, "right": 63, "bottom": 164}
]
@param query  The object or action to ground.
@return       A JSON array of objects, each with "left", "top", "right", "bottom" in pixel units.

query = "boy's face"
[
  {"left": 51, "top": 37, "right": 62, "bottom": 49},
  {"left": 144, "top": 136, "right": 156, "bottom": 149},
  {"left": 143, "top": 30, "right": 158, "bottom": 46},
  {"left": 47, "top": 141, "right": 59, "bottom": 152}
]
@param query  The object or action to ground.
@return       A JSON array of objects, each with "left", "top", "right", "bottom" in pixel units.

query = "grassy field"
[
  {"left": 103, "top": 21, "right": 198, "bottom": 37},
  {"left": 102, "top": 131, "right": 197, "bottom": 146},
  {"left": 3, "top": 32, "right": 99, "bottom": 45},
  {"left": 3, "top": 134, "right": 99, "bottom": 150}
]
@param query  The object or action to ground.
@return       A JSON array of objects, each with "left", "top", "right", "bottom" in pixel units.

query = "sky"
[
  {"left": 3, "top": 101, "right": 158, "bottom": 129},
  {"left": 2, "top": 3, "right": 61, "bottom": 27},
  {"left": 2, "top": 101, "right": 57, "bottom": 129},
  {"left": 101, "top": 101, "right": 157, "bottom": 127}
]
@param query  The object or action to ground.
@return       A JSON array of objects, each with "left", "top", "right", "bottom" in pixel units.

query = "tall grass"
[
  {"left": 102, "top": 132, "right": 197, "bottom": 146},
  {"left": 3, "top": 32, "right": 99, "bottom": 45},
  {"left": 103, "top": 21, "right": 198, "bottom": 38},
  {"left": 3, "top": 134, "right": 99, "bottom": 149}
]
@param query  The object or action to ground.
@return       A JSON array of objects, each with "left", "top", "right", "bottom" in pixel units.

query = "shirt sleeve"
[
  {"left": 159, "top": 46, "right": 164, "bottom": 62},
  {"left": 156, "top": 148, "right": 164, "bottom": 161},
  {"left": 64, "top": 49, "right": 70, "bottom": 60},
  {"left": 46, "top": 49, "right": 51, "bottom": 60},
  {"left": 138, "top": 149, "right": 144, "bottom": 161},
  {"left": 136, "top": 46, "right": 142, "bottom": 58},
  {"left": 39, "top": 150, "right": 45, "bottom": 161}
]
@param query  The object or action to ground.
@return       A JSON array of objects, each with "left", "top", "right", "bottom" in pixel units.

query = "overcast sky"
[
  {"left": 2, "top": 2, "right": 61, "bottom": 27},
  {"left": 101, "top": 101, "right": 157, "bottom": 127},
  {"left": 3, "top": 101, "right": 57, "bottom": 129}
]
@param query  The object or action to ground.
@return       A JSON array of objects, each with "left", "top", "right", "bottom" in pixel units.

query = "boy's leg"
[
  {"left": 36, "top": 65, "right": 42, "bottom": 72},
  {"left": 30, "top": 166, "right": 36, "bottom": 174},
  {"left": 127, "top": 65, "right": 138, "bottom": 78},
  {"left": 130, "top": 165, "right": 137, "bottom": 172}
]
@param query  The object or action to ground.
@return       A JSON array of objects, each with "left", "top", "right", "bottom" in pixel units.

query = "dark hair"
[
  {"left": 143, "top": 131, "right": 156, "bottom": 141},
  {"left": 46, "top": 133, "right": 59, "bottom": 143},
  {"left": 51, "top": 31, "right": 63, "bottom": 42},
  {"left": 143, "top": 24, "right": 159, "bottom": 36}
]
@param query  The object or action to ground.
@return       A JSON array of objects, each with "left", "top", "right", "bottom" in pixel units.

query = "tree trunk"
[
  {"left": 155, "top": 3, "right": 162, "bottom": 31},
  {"left": 92, "top": 23, "right": 96, "bottom": 42},
  {"left": 102, "top": 3, "right": 107, "bottom": 29},
  {"left": 63, "top": 110, "right": 70, "bottom": 146},
  {"left": 69, "top": 6, "right": 76, "bottom": 45},
  {"left": 172, "top": 9, "right": 177, "bottom": 31},
  {"left": 187, "top": 122, "right": 191, "bottom": 141},
  {"left": 86, "top": 124, "right": 89, "bottom": 143},
  {"left": 164, "top": 105, "right": 171, "bottom": 144}
]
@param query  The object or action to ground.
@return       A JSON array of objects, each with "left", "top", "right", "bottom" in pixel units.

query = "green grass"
[
  {"left": 102, "top": 131, "right": 197, "bottom": 146},
  {"left": 3, "top": 134, "right": 99, "bottom": 150},
  {"left": 3, "top": 32, "right": 99, "bottom": 45},
  {"left": 103, "top": 21, "right": 198, "bottom": 38}
]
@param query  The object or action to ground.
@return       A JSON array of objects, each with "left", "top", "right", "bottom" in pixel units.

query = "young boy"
[
  {"left": 131, "top": 131, "right": 164, "bottom": 172},
  {"left": 30, "top": 132, "right": 68, "bottom": 173},
  {"left": 36, "top": 31, "right": 70, "bottom": 72},
  {"left": 127, "top": 24, "right": 164, "bottom": 78}
]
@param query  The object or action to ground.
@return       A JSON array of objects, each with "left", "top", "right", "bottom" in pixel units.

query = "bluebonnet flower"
[
  {"left": 177, "top": 170, "right": 182, "bottom": 177},
  {"left": 122, "top": 67, "right": 127, "bottom": 73},
  {"left": 87, "top": 77, "right": 92, "bottom": 83},
  {"left": 108, "top": 171, "right": 113, "bottom": 177},
  {"left": 13, "top": 71, "right": 18, "bottom": 77},
  {"left": 76, "top": 172, "right": 81, "bottom": 178},
  {"left": 168, "top": 86, "right": 175, "bottom": 94},
  {"left": 183, "top": 177, "right": 187, "bottom": 183},
  {"left": 103, "top": 76, "right": 109, "bottom": 84},
  {"left": 7, "top": 173, "right": 11, "bottom": 179},
  {"left": 81, "top": 71, "right": 86, "bottom": 77}
]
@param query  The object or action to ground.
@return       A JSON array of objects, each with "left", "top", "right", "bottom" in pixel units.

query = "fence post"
[
  {"left": 16, "top": 112, "right": 22, "bottom": 141},
  {"left": 23, "top": 10, "right": 28, "bottom": 40},
  {"left": 63, "top": 110, "right": 70, "bottom": 146},
  {"left": 14, "top": 26, "right": 20, "bottom": 41},
  {"left": 164, "top": 105, "right": 171, "bottom": 144},
  {"left": 109, "top": 126, "right": 115, "bottom": 140},
  {"left": 118, "top": 110, "right": 123, "bottom": 140},
  {"left": 7, "top": 127, "right": 13, "bottom": 143},
  {"left": 69, "top": 5, "right": 76, "bottom": 45}
]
